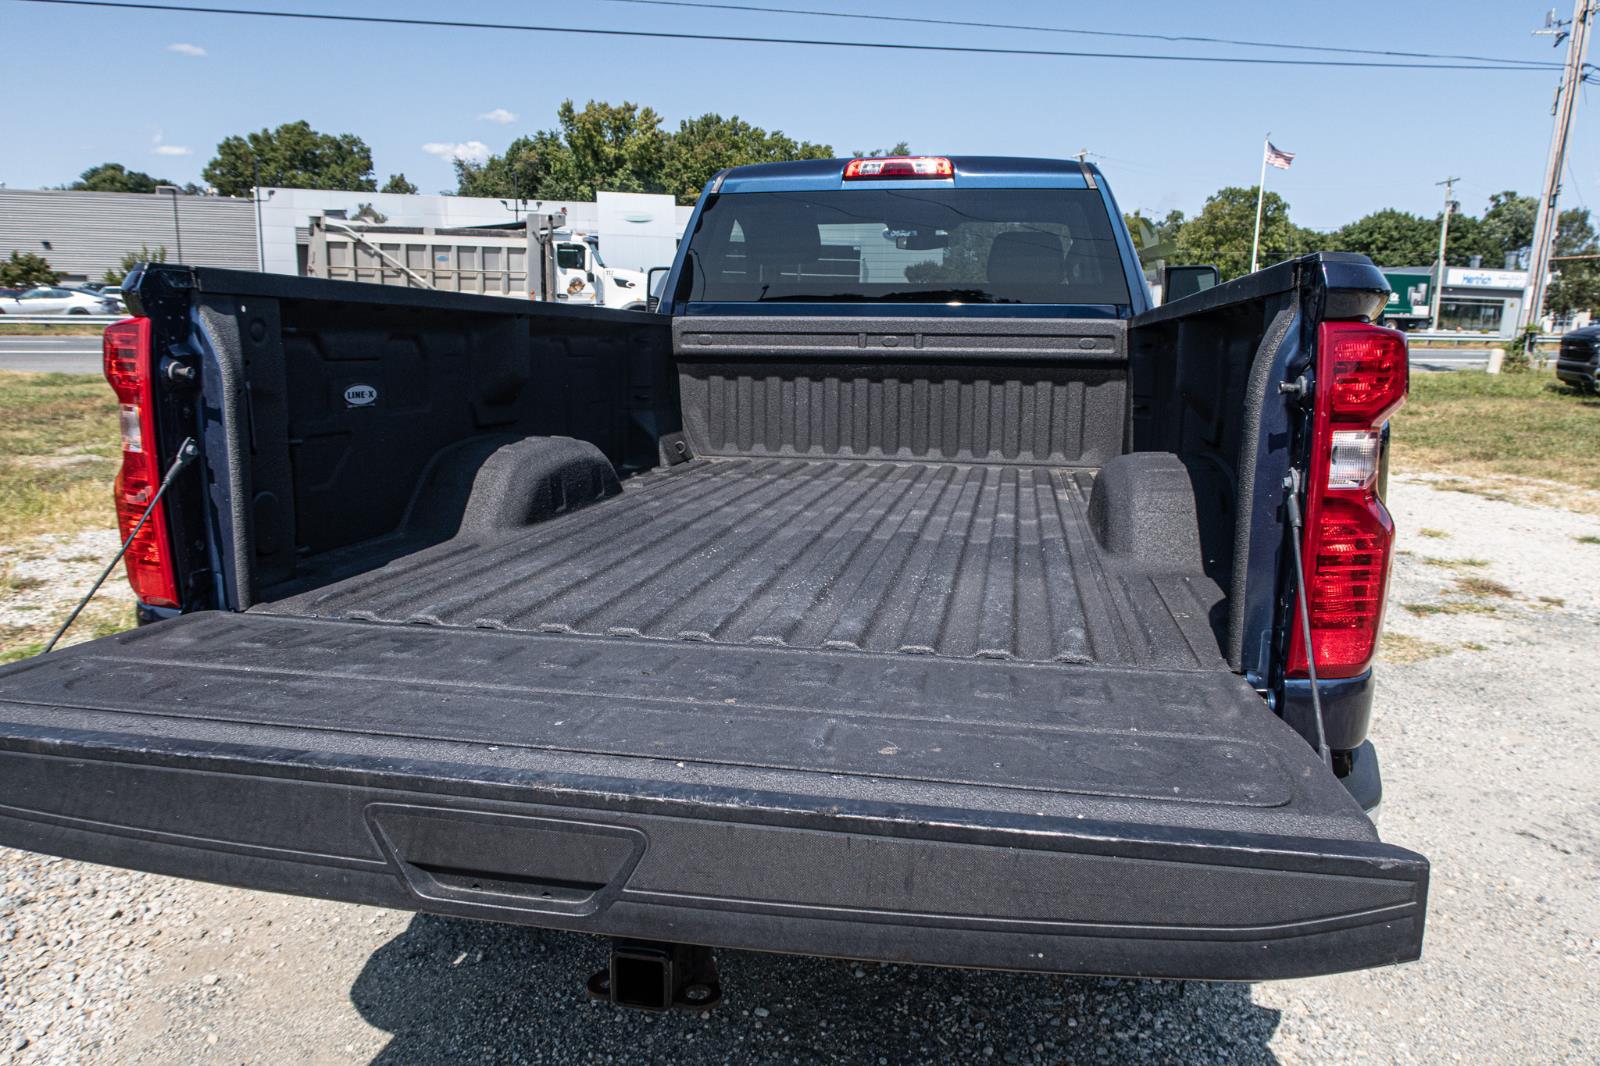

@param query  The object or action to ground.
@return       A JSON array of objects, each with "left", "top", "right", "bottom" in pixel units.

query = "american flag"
[{"left": 1265, "top": 142, "right": 1295, "bottom": 170}]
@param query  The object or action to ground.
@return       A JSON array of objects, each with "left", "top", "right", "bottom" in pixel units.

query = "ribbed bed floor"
[{"left": 261, "top": 458, "right": 1227, "bottom": 667}]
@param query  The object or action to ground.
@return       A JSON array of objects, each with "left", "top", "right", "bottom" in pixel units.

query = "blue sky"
[{"left": 1, "top": 0, "right": 1593, "bottom": 231}]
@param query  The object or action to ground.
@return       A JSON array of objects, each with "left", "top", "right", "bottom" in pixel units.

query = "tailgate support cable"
[
  {"left": 1282, "top": 468, "right": 1332, "bottom": 768},
  {"left": 42, "top": 438, "right": 199, "bottom": 656}
]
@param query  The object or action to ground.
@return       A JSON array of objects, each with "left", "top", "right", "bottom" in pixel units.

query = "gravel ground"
[{"left": 2, "top": 474, "right": 1597, "bottom": 1064}]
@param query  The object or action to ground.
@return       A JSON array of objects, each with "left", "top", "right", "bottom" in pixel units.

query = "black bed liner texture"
[{"left": 261, "top": 457, "right": 1227, "bottom": 668}]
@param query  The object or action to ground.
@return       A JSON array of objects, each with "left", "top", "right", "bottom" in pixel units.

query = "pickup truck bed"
[{"left": 264, "top": 456, "right": 1225, "bottom": 668}]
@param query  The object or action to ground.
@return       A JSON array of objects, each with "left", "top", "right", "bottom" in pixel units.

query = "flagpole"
[{"left": 1250, "top": 133, "right": 1269, "bottom": 275}]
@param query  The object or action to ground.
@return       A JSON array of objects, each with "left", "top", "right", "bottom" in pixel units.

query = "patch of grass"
[
  {"left": 1420, "top": 555, "right": 1488, "bottom": 570},
  {"left": 0, "top": 370, "right": 120, "bottom": 544},
  {"left": 1538, "top": 595, "right": 1566, "bottom": 607},
  {"left": 1402, "top": 600, "right": 1501, "bottom": 618},
  {"left": 1380, "top": 631, "right": 1451, "bottom": 664},
  {"left": 1461, "top": 641, "right": 1490, "bottom": 652},
  {"left": 0, "top": 572, "right": 46, "bottom": 592},
  {"left": 0, "top": 642, "right": 44, "bottom": 664},
  {"left": 1391, "top": 371, "right": 1600, "bottom": 493},
  {"left": 1454, "top": 575, "right": 1515, "bottom": 599},
  {"left": 1418, "top": 527, "right": 1451, "bottom": 539},
  {"left": 1577, "top": 534, "right": 1600, "bottom": 545}
]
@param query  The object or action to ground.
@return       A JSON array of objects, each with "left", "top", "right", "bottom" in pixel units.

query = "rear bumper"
[{"left": 0, "top": 726, "right": 1428, "bottom": 982}]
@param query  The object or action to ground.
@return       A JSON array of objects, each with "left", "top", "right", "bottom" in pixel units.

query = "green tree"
[
  {"left": 1546, "top": 207, "right": 1600, "bottom": 318},
  {"left": 203, "top": 120, "right": 375, "bottom": 197},
  {"left": 454, "top": 129, "right": 572, "bottom": 200},
  {"left": 1124, "top": 208, "right": 1185, "bottom": 267},
  {"left": 1334, "top": 209, "right": 1438, "bottom": 267},
  {"left": 103, "top": 244, "right": 168, "bottom": 286},
  {"left": 1176, "top": 186, "right": 1302, "bottom": 279},
  {"left": 553, "top": 99, "right": 669, "bottom": 199},
  {"left": 68, "top": 162, "right": 173, "bottom": 194},
  {"left": 850, "top": 142, "right": 912, "bottom": 158},
  {"left": 1478, "top": 190, "right": 1537, "bottom": 267},
  {"left": 664, "top": 113, "right": 833, "bottom": 204},
  {"left": 455, "top": 100, "right": 836, "bottom": 205},
  {"left": 381, "top": 173, "right": 418, "bottom": 195},
  {"left": 0, "top": 251, "right": 60, "bottom": 288}
]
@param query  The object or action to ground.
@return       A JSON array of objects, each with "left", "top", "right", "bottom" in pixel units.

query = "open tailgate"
[{"left": 0, "top": 612, "right": 1426, "bottom": 980}]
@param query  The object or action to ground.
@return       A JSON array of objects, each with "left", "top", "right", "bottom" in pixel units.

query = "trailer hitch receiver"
[{"left": 587, "top": 940, "right": 721, "bottom": 1012}]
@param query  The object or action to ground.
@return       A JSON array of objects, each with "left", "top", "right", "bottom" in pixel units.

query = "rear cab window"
[{"left": 682, "top": 188, "right": 1131, "bottom": 312}]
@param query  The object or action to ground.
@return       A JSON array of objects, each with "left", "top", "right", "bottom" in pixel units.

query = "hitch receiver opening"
[{"left": 587, "top": 940, "right": 721, "bottom": 1012}]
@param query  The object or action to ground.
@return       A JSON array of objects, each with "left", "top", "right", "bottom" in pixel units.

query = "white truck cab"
[{"left": 554, "top": 237, "right": 648, "bottom": 310}]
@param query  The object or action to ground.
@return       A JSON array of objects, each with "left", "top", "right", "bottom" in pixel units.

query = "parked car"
[
  {"left": 1555, "top": 324, "right": 1600, "bottom": 391},
  {"left": 0, "top": 285, "right": 119, "bottom": 315},
  {"left": 0, "top": 156, "right": 1425, "bottom": 1010},
  {"left": 73, "top": 284, "right": 127, "bottom": 311}
]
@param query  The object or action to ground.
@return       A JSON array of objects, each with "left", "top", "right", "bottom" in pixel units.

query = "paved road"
[
  {"left": 1409, "top": 346, "right": 1494, "bottom": 371},
  {"left": 0, "top": 335, "right": 102, "bottom": 374}
]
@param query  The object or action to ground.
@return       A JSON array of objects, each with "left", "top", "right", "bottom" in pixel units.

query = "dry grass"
[
  {"left": 0, "top": 372, "right": 130, "bottom": 660},
  {"left": 1420, "top": 556, "right": 1488, "bottom": 570},
  {"left": 1454, "top": 575, "right": 1516, "bottom": 599},
  {"left": 1417, "top": 527, "right": 1451, "bottom": 539},
  {"left": 1578, "top": 534, "right": 1600, "bottom": 545},
  {"left": 1380, "top": 631, "right": 1452, "bottom": 664},
  {"left": 1391, "top": 372, "right": 1600, "bottom": 506},
  {"left": 1402, "top": 600, "right": 1501, "bottom": 618},
  {"left": 0, "top": 371, "right": 121, "bottom": 544}
]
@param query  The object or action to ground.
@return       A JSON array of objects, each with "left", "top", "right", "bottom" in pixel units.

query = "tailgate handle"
[{"left": 366, "top": 805, "right": 646, "bottom": 917}]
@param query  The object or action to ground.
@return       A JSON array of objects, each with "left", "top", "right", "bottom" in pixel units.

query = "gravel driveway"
[{"left": 3, "top": 475, "right": 1597, "bottom": 1064}]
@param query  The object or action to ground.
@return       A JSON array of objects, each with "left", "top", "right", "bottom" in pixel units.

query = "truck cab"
[{"left": 554, "top": 236, "right": 648, "bottom": 310}]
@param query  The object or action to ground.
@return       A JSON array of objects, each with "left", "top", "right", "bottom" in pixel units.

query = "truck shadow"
[{"left": 350, "top": 914, "right": 1283, "bottom": 1064}]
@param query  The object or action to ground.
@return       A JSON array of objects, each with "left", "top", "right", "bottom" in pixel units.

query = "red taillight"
[
  {"left": 1320, "top": 321, "right": 1409, "bottom": 425},
  {"left": 103, "top": 317, "right": 180, "bottom": 608},
  {"left": 1287, "top": 321, "right": 1408, "bottom": 679},
  {"left": 843, "top": 156, "right": 954, "bottom": 180}
]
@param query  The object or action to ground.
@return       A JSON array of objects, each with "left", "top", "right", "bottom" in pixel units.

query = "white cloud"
[
  {"left": 422, "top": 140, "right": 492, "bottom": 164},
  {"left": 149, "top": 130, "right": 192, "bottom": 157},
  {"left": 166, "top": 42, "right": 207, "bottom": 57},
  {"left": 477, "top": 108, "right": 517, "bottom": 125}
]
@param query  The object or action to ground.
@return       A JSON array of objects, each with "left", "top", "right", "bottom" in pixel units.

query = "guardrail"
[
  {"left": 1405, "top": 332, "right": 1561, "bottom": 346},
  {"left": 0, "top": 315, "right": 122, "bottom": 325}
]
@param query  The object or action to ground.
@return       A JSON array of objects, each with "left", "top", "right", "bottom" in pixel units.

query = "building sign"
[
  {"left": 1444, "top": 267, "right": 1526, "bottom": 290},
  {"left": 1381, "top": 271, "right": 1432, "bottom": 318}
]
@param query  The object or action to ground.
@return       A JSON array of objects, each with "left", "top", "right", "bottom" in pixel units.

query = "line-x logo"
[{"left": 343, "top": 384, "right": 378, "bottom": 408}]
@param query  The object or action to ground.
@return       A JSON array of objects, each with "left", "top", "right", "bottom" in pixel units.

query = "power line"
[
  {"left": 596, "top": 0, "right": 1564, "bottom": 69},
  {"left": 9, "top": 0, "right": 1566, "bottom": 71}
]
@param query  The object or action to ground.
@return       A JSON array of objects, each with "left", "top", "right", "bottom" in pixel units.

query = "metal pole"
[
  {"left": 1249, "top": 134, "right": 1269, "bottom": 275},
  {"left": 1429, "top": 177, "right": 1459, "bottom": 331},
  {"left": 253, "top": 156, "right": 266, "bottom": 272},
  {"left": 1509, "top": 0, "right": 1594, "bottom": 370},
  {"left": 156, "top": 185, "right": 184, "bottom": 262}
]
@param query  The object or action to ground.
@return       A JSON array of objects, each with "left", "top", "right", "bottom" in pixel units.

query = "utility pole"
[
  {"left": 1429, "top": 177, "right": 1460, "bottom": 332},
  {"left": 1503, "top": 0, "right": 1595, "bottom": 372}
]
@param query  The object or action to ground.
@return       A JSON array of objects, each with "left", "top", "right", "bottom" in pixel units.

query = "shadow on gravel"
[{"left": 351, "top": 915, "right": 1283, "bottom": 1064}]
